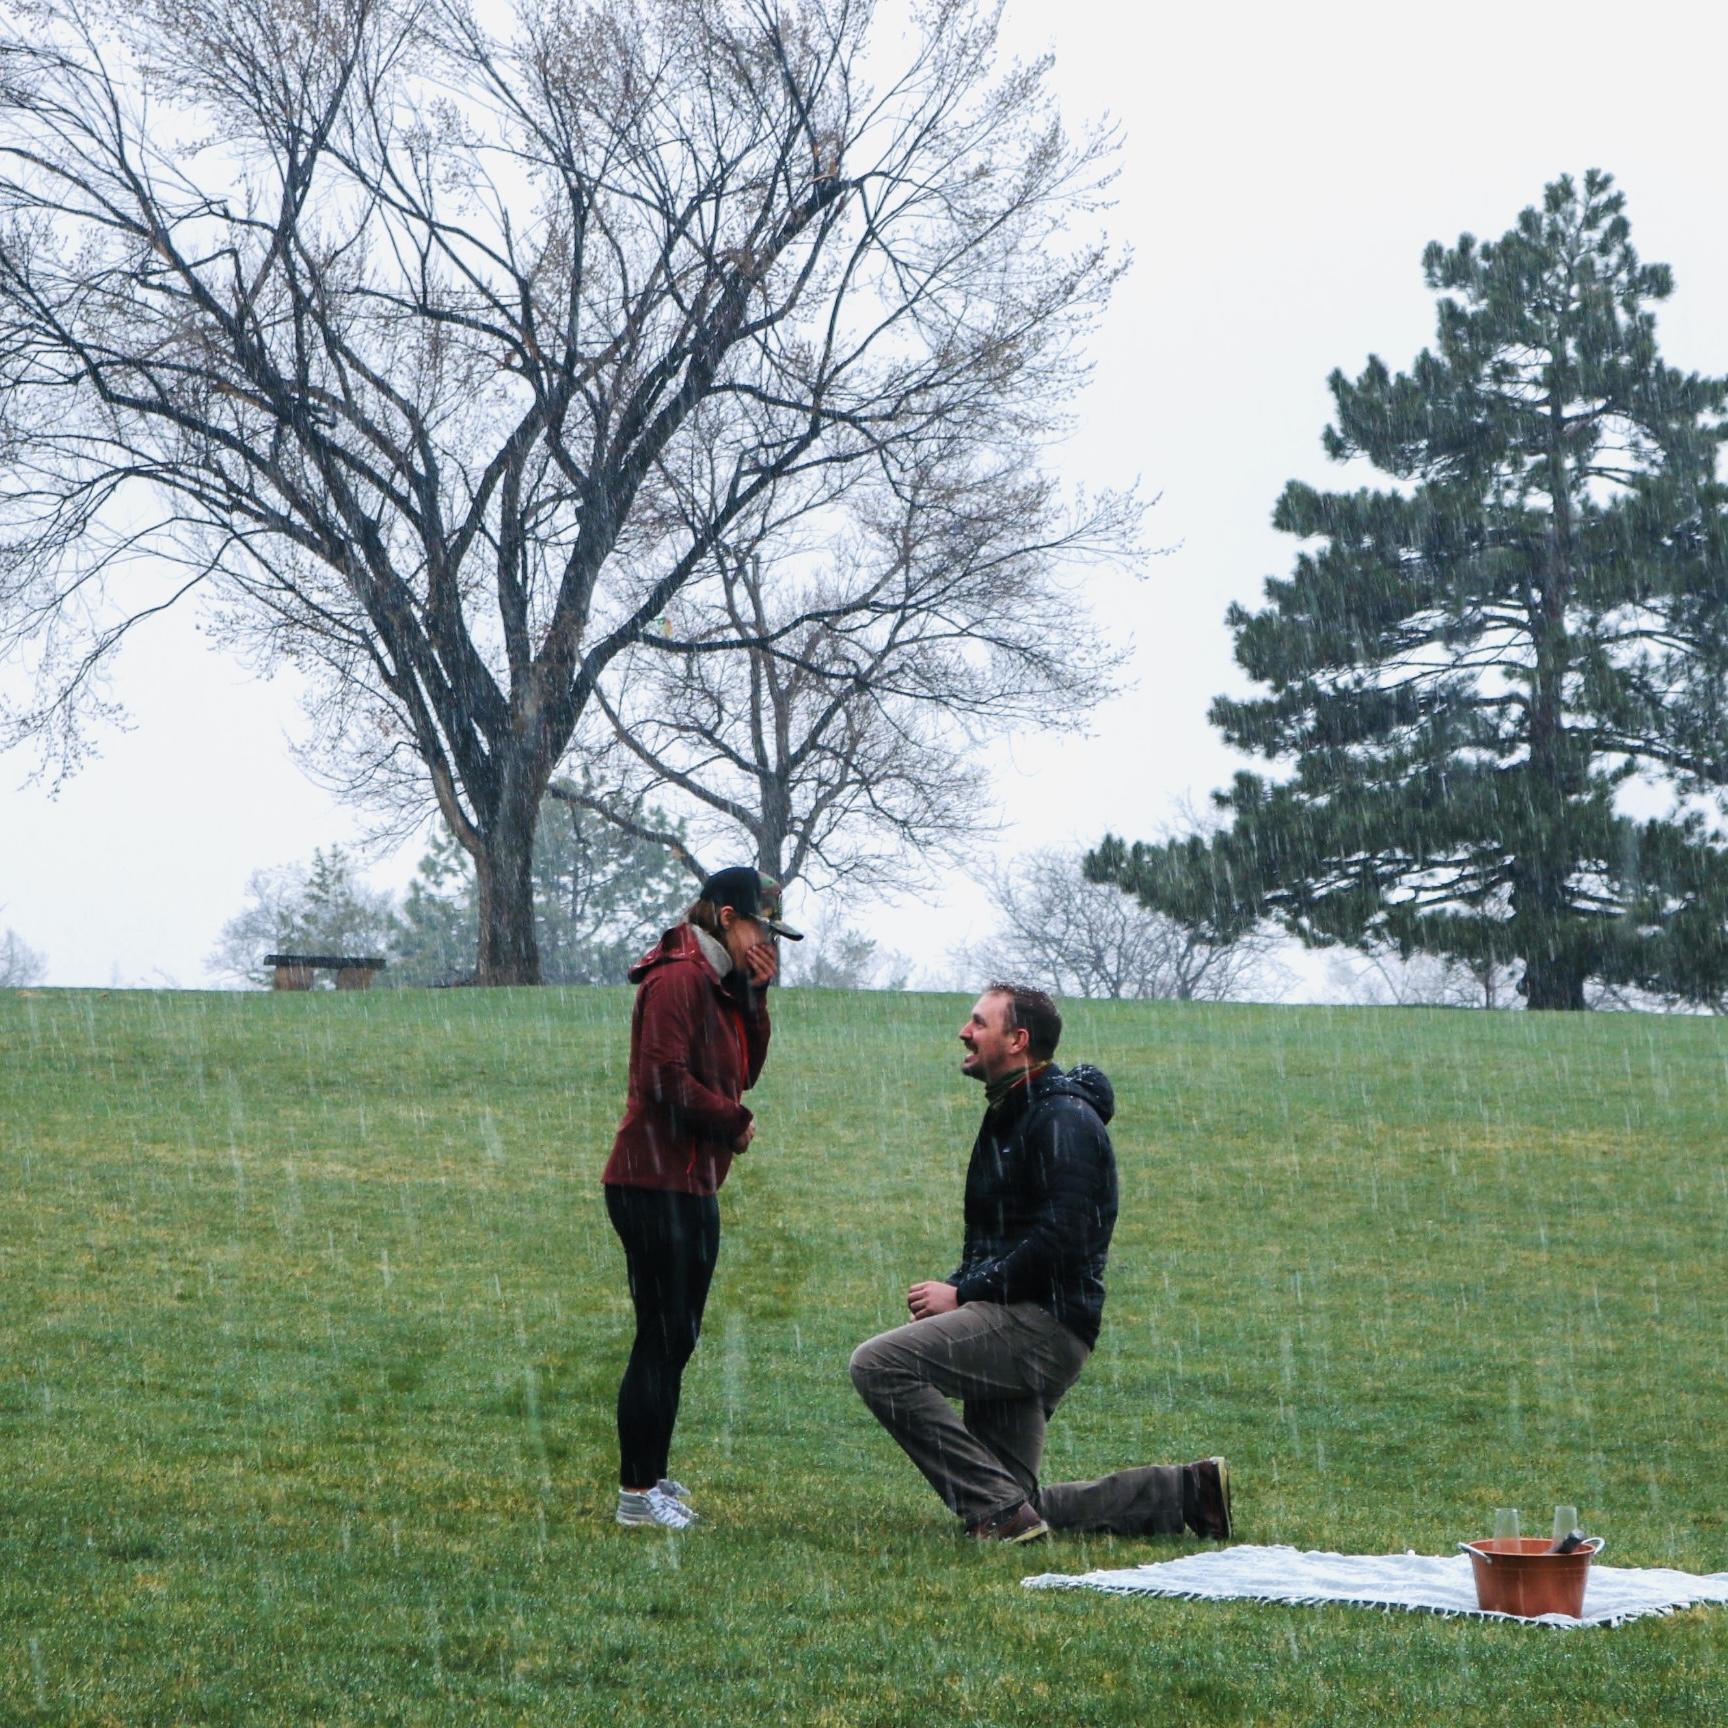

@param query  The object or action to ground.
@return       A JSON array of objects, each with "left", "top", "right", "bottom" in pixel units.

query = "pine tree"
[
  {"left": 389, "top": 832, "right": 479, "bottom": 988},
  {"left": 529, "top": 799, "right": 696, "bottom": 987},
  {"left": 388, "top": 796, "right": 693, "bottom": 987},
  {"left": 210, "top": 846, "right": 394, "bottom": 986},
  {"left": 1091, "top": 172, "right": 1728, "bottom": 1008}
]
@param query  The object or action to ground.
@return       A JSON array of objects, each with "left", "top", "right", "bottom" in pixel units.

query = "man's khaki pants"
[{"left": 849, "top": 1300, "right": 1186, "bottom": 1534}]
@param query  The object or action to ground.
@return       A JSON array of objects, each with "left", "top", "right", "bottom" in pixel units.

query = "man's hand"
[
  {"left": 742, "top": 939, "right": 779, "bottom": 987},
  {"left": 734, "top": 1118, "right": 756, "bottom": 1154},
  {"left": 907, "top": 1280, "right": 959, "bottom": 1320}
]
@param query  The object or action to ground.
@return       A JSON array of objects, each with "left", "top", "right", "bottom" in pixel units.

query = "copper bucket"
[{"left": 1460, "top": 1536, "right": 1604, "bottom": 1618}]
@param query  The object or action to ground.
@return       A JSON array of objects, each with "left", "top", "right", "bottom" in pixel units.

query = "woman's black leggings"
[{"left": 605, "top": 1183, "right": 722, "bottom": 1489}]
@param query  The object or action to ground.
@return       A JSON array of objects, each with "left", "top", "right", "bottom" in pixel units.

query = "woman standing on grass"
[{"left": 602, "top": 866, "right": 801, "bottom": 1529}]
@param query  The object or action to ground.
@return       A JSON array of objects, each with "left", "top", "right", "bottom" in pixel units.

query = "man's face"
[{"left": 958, "top": 991, "right": 1027, "bottom": 1084}]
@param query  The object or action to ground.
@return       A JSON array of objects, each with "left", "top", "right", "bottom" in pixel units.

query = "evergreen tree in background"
[
  {"left": 1091, "top": 172, "right": 1728, "bottom": 1009},
  {"left": 0, "top": 926, "right": 47, "bottom": 987},
  {"left": 532, "top": 797, "right": 696, "bottom": 986},
  {"left": 210, "top": 847, "right": 395, "bottom": 987},
  {"left": 388, "top": 833, "right": 479, "bottom": 989},
  {"left": 390, "top": 795, "right": 693, "bottom": 987}
]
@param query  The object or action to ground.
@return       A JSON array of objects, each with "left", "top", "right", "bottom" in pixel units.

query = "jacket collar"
[
  {"left": 692, "top": 924, "right": 733, "bottom": 980},
  {"left": 626, "top": 920, "right": 734, "bottom": 985},
  {"left": 983, "top": 1060, "right": 1056, "bottom": 1120}
]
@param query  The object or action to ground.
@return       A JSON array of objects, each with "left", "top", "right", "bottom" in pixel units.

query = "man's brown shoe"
[
  {"left": 968, "top": 1500, "right": 1050, "bottom": 1544},
  {"left": 1185, "top": 1457, "right": 1233, "bottom": 1540}
]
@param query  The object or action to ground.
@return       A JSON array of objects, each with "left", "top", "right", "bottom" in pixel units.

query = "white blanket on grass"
[{"left": 1022, "top": 1544, "right": 1728, "bottom": 1629}]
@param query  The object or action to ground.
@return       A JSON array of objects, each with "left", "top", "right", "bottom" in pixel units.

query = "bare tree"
[
  {"left": 1324, "top": 946, "right": 1520, "bottom": 1010},
  {"left": 781, "top": 912, "right": 909, "bottom": 990},
  {"left": 1323, "top": 942, "right": 1728, "bottom": 1012},
  {"left": 568, "top": 409, "right": 1138, "bottom": 891},
  {"left": 966, "top": 848, "right": 1289, "bottom": 1003},
  {"left": 0, "top": 0, "right": 1126, "bottom": 981},
  {"left": 0, "top": 924, "right": 46, "bottom": 986}
]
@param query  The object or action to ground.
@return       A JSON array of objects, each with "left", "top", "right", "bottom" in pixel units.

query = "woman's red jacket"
[{"left": 601, "top": 922, "right": 771, "bottom": 1196}]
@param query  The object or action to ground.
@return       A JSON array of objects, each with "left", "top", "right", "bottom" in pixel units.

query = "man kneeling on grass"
[{"left": 850, "top": 981, "right": 1234, "bottom": 1544}]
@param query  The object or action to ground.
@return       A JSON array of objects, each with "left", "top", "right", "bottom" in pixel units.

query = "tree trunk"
[
  {"left": 475, "top": 800, "right": 542, "bottom": 986},
  {"left": 1520, "top": 954, "right": 1587, "bottom": 1011},
  {"left": 1512, "top": 793, "right": 1589, "bottom": 1010},
  {"left": 756, "top": 788, "right": 792, "bottom": 887},
  {"left": 1513, "top": 382, "right": 1587, "bottom": 1011}
]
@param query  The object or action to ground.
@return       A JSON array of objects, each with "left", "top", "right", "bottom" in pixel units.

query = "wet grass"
[{"left": 2, "top": 985, "right": 1726, "bottom": 1725}]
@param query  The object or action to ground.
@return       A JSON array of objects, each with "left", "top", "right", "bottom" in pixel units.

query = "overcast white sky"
[{"left": 5, "top": 0, "right": 1727, "bottom": 988}]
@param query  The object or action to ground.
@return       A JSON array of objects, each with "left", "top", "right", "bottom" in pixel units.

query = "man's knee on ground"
[
  {"left": 849, "top": 1332, "right": 904, "bottom": 1399},
  {"left": 848, "top": 1338, "right": 880, "bottom": 1393}
]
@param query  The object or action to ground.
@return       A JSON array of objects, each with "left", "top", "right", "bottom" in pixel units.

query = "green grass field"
[{"left": 2, "top": 986, "right": 1726, "bottom": 1726}]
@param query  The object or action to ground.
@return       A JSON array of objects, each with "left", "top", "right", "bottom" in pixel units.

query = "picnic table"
[{"left": 263, "top": 953, "right": 387, "bottom": 991}]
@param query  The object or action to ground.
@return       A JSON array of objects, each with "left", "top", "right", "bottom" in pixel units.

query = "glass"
[
  {"left": 1552, "top": 1504, "right": 1581, "bottom": 1551},
  {"left": 1492, "top": 1507, "right": 1521, "bottom": 1549}
]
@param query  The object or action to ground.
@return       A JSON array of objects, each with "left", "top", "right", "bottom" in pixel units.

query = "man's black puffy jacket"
[{"left": 948, "top": 1063, "right": 1118, "bottom": 1347}]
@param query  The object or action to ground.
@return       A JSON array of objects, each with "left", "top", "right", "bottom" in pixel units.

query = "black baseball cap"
[{"left": 700, "top": 866, "right": 804, "bottom": 941}]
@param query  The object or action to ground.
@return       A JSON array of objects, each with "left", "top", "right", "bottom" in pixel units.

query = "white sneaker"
[
  {"left": 657, "top": 1477, "right": 693, "bottom": 1507},
  {"left": 616, "top": 1486, "right": 698, "bottom": 1530}
]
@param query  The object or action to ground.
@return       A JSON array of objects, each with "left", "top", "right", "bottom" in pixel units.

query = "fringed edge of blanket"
[{"left": 1018, "top": 1573, "right": 1715, "bottom": 1629}]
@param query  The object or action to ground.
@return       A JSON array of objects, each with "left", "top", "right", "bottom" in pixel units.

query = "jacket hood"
[
  {"left": 1031, "top": 1061, "right": 1115, "bottom": 1125},
  {"left": 626, "top": 921, "right": 716, "bottom": 985}
]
